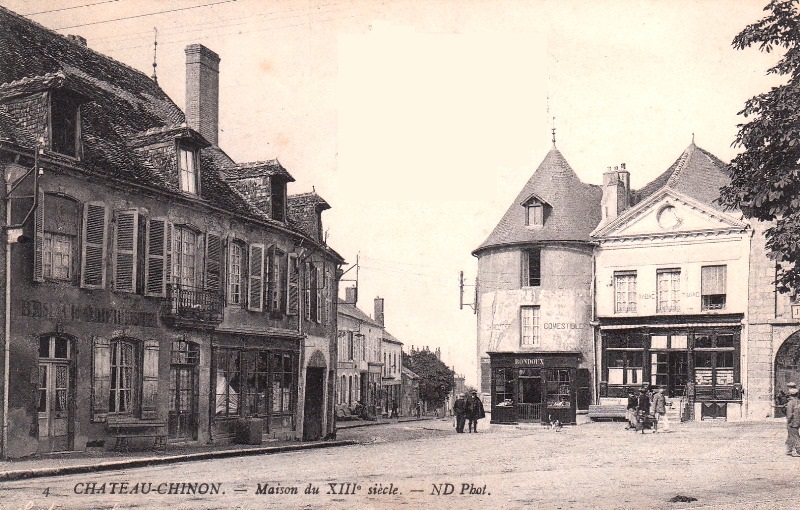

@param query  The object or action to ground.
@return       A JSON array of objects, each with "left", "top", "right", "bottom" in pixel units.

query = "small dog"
[{"left": 548, "top": 414, "right": 562, "bottom": 431}]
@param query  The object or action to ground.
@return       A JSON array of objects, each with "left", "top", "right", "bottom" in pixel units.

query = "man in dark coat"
[
  {"left": 465, "top": 390, "right": 486, "bottom": 433},
  {"left": 453, "top": 393, "right": 467, "bottom": 433},
  {"left": 625, "top": 390, "right": 638, "bottom": 430},
  {"left": 636, "top": 387, "right": 651, "bottom": 431}
]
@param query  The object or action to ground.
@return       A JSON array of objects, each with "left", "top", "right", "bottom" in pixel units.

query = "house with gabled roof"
[
  {"left": 0, "top": 6, "right": 342, "bottom": 458},
  {"left": 592, "top": 141, "right": 752, "bottom": 422},
  {"left": 472, "top": 143, "right": 601, "bottom": 425}
]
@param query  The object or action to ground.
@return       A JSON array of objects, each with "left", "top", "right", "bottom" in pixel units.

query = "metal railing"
[
  {"left": 516, "top": 403, "right": 543, "bottom": 421},
  {"left": 163, "top": 284, "right": 223, "bottom": 323}
]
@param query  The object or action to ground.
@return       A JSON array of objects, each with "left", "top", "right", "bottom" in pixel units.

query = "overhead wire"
[
  {"left": 53, "top": 0, "right": 239, "bottom": 30},
  {"left": 23, "top": 0, "right": 122, "bottom": 16}
]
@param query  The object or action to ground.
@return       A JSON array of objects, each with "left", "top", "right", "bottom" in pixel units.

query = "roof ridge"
[
  {"left": 0, "top": 71, "right": 65, "bottom": 90},
  {"left": 0, "top": 6, "right": 166, "bottom": 95}
]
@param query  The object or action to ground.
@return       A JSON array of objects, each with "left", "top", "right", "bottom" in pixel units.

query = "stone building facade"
[{"left": 0, "top": 6, "right": 342, "bottom": 458}]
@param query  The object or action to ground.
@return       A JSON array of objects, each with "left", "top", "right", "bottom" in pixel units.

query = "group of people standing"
[
  {"left": 453, "top": 390, "right": 486, "bottom": 433},
  {"left": 625, "top": 386, "right": 670, "bottom": 433}
]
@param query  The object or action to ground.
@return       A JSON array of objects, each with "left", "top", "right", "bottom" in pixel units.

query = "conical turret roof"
[{"left": 473, "top": 148, "right": 602, "bottom": 254}]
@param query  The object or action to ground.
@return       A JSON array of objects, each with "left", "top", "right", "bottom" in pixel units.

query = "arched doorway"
[
  {"left": 38, "top": 334, "right": 75, "bottom": 453},
  {"left": 775, "top": 331, "right": 800, "bottom": 418},
  {"left": 303, "top": 350, "right": 327, "bottom": 441}
]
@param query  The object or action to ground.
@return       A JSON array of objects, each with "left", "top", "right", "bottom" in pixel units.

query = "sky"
[{"left": 0, "top": 0, "right": 785, "bottom": 386}]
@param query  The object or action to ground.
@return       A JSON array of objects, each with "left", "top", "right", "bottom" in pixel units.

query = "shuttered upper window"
[
  {"left": 287, "top": 253, "right": 299, "bottom": 316},
  {"left": 267, "top": 247, "right": 287, "bottom": 315},
  {"left": 113, "top": 210, "right": 139, "bottom": 292},
  {"left": 81, "top": 202, "right": 108, "bottom": 289},
  {"left": 145, "top": 219, "right": 172, "bottom": 297},
  {"left": 701, "top": 265, "right": 727, "bottom": 310},
  {"left": 228, "top": 241, "right": 246, "bottom": 306},
  {"left": 248, "top": 243, "right": 265, "bottom": 312}
]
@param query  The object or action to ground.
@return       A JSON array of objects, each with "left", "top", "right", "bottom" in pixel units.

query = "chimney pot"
[
  {"left": 185, "top": 44, "right": 220, "bottom": 146},
  {"left": 621, "top": 163, "right": 626, "bottom": 170}
]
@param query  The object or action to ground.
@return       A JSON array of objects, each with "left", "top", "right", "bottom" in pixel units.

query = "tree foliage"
[
  {"left": 403, "top": 348, "right": 454, "bottom": 407},
  {"left": 721, "top": 0, "right": 800, "bottom": 294}
]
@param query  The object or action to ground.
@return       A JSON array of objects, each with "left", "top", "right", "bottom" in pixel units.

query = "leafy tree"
[
  {"left": 403, "top": 348, "right": 454, "bottom": 407},
  {"left": 721, "top": 0, "right": 800, "bottom": 294}
]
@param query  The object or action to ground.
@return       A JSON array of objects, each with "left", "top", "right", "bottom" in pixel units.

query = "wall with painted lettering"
[
  {"left": 476, "top": 244, "right": 594, "bottom": 393},
  {"left": 594, "top": 234, "right": 750, "bottom": 318}
]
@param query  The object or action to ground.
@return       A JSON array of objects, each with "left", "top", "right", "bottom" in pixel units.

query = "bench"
[
  {"left": 588, "top": 404, "right": 628, "bottom": 420},
  {"left": 106, "top": 418, "right": 168, "bottom": 451}
]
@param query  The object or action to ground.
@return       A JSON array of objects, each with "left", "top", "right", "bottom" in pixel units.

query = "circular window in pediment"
[{"left": 656, "top": 204, "right": 683, "bottom": 230}]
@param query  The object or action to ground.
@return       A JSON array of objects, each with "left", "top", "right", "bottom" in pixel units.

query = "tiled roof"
[
  {"left": 337, "top": 299, "right": 383, "bottom": 328},
  {"left": 382, "top": 331, "right": 403, "bottom": 345},
  {"left": 287, "top": 192, "right": 330, "bottom": 242},
  {"left": 224, "top": 159, "right": 295, "bottom": 181},
  {"left": 0, "top": 6, "right": 344, "bottom": 264},
  {"left": 633, "top": 142, "right": 730, "bottom": 210},
  {"left": 474, "top": 148, "right": 603, "bottom": 254},
  {"left": 402, "top": 366, "right": 420, "bottom": 379}
]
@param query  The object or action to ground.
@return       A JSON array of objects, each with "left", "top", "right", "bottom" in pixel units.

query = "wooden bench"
[
  {"left": 106, "top": 418, "right": 168, "bottom": 451},
  {"left": 588, "top": 404, "right": 628, "bottom": 420}
]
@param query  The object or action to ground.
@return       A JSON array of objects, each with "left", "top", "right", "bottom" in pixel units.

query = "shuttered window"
[
  {"left": 287, "top": 253, "right": 299, "bottom": 315},
  {"left": 140, "top": 340, "right": 160, "bottom": 419},
  {"left": 316, "top": 265, "right": 324, "bottom": 323},
  {"left": 248, "top": 243, "right": 265, "bottom": 312},
  {"left": 113, "top": 210, "right": 138, "bottom": 292},
  {"left": 205, "top": 233, "right": 222, "bottom": 292},
  {"left": 81, "top": 202, "right": 107, "bottom": 288},
  {"left": 309, "top": 262, "right": 318, "bottom": 322},
  {"left": 145, "top": 219, "right": 171, "bottom": 297},
  {"left": 701, "top": 265, "right": 727, "bottom": 310},
  {"left": 33, "top": 190, "right": 45, "bottom": 282},
  {"left": 92, "top": 337, "right": 158, "bottom": 421},
  {"left": 91, "top": 336, "right": 111, "bottom": 421}
]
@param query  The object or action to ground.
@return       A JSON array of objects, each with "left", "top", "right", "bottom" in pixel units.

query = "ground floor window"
[
  {"left": 214, "top": 348, "right": 297, "bottom": 419},
  {"left": 601, "top": 328, "right": 740, "bottom": 400}
]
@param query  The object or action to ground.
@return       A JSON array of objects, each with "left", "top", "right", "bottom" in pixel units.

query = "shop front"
[
  {"left": 598, "top": 318, "right": 743, "bottom": 421},
  {"left": 488, "top": 352, "right": 581, "bottom": 425}
]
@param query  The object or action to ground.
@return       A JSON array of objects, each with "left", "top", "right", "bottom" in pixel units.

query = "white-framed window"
[
  {"left": 520, "top": 306, "right": 540, "bottom": 346},
  {"left": 701, "top": 265, "right": 727, "bottom": 310},
  {"left": 657, "top": 269, "right": 681, "bottom": 313},
  {"left": 228, "top": 241, "right": 245, "bottom": 305},
  {"left": 178, "top": 147, "right": 198, "bottom": 195},
  {"left": 614, "top": 271, "right": 637, "bottom": 313},
  {"left": 173, "top": 226, "right": 199, "bottom": 288}
]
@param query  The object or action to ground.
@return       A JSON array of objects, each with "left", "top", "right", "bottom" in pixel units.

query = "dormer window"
[
  {"left": 526, "top": 204, "right": 543, "bottom": 226},
  {"left": 51, "top": 91, "right": 81, "bottom": 158},
  {"left": 271, "top": 178, "right": 286, "bottom": 222},
  {"left": 178, "top": 146, "right": 199, "bottom": 195}
]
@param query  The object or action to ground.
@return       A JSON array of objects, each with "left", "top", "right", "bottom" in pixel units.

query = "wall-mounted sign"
[
  {"left": 16, "top": 300, "right": 158, "bottom": 328},
  {"left": 514, "top": 358, "right": 545, "bottom": 366},
  {"left": 792, "top": 305, "right": 800, "bottom": 320}
]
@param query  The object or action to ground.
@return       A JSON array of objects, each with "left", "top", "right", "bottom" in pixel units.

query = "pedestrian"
[
  {"left": 625, "top": 390, "right": 638, "bottom": 430},
  {"left": 392, "top": 400, "right": 399, "bottom": 419},
  {"left": 785, "top": 385, "right": 800, "bottom": 456},
  {"left": 465, "top": 390, "right": 485, "bottom": 433},
  {"left": 453, "top": 393, "right": 467, "bottom": 433},
  {"left": 651, "top": 386, "right": 669, "bottom": 433},
  {"left": 636, "top": 387, "right": 651, "bottom": 432}
]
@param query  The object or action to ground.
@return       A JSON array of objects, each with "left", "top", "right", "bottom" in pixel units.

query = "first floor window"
[
  {"left": 520, "top": 306, "right": 540, "bottom": 346},
  {"left": 701, "top": 265, "right": 727, "bottom": 310},
  {"left": 657, "top": 269, "right": 681, "bottom": 312},
  {"left": 229, "top": 242, "right": 244, "bottom": 305},
  {"left": 614, "top": 271, "right": 637, "bottom": 313},
  {"left": 607, "top": 350, "right": 643, "bottom": 385},
  {"left": 43, "top": 232, "right": 73, "bottom": 280}
]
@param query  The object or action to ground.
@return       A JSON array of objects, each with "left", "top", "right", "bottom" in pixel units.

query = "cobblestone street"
[{"left": 0, "top": 417, "right": 797, "bottom": 510}]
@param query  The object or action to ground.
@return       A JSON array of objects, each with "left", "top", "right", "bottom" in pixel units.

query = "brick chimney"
[
  {"left": 374, "top": 296, "right": 385, "bottom": 327},
  {"left": 345, "top": 286, "right": 358, "bottom": 305},
  {"left": 600, "top": 163, "right": 630, "bottom": 224},
  {"left": 185, "top": 44, "right": 220, "bottom": 146}
]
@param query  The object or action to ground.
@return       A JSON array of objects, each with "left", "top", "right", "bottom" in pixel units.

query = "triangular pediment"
[{"left": 592, "top": 188, "right": 747, "bottom": 239}]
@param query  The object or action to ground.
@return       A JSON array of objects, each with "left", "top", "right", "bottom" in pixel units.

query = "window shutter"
[
  {"left": 324, "top": 267, "right": 333, "bottom": 325},
  {"left": 287, "top": 253, "right": 299, "bottom": 315},
  {"left": 304, "top": 261, "right": 312, "bottom": 321},
  {"left": 141, "top": 339, "right": 160, "bottom": 420},
  {"left": 316, "top": 265, "right": 323, "bottom": 323},
  {"left": 113, "top": 210, "right": 138, "bottom": 292},
  {"left": 205, "top": 233, "right": 222, "bottom": 292},
  {"left": 701, "top": 266, "right": 727, "bottom": 295},
  {"left": 81, "top": 202, "right": 107, "bottom": 288},
  {"left": 33, "top": 190, "right": 45, "bottom": 282},
  {"left": 248, "top": 243, "right": 265, "bottom": 311},
  {"left": 91, "top": 336, "right": 111, "bottom": 422},
  {"left": 267, "top": 246, "right": 277, "bottom": 312},
  {"left": 165, "top": 222, "right": 173, "bottom": 285},
  {"left": 145, "top": 219, "right": 166, "bottom": 296}
]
